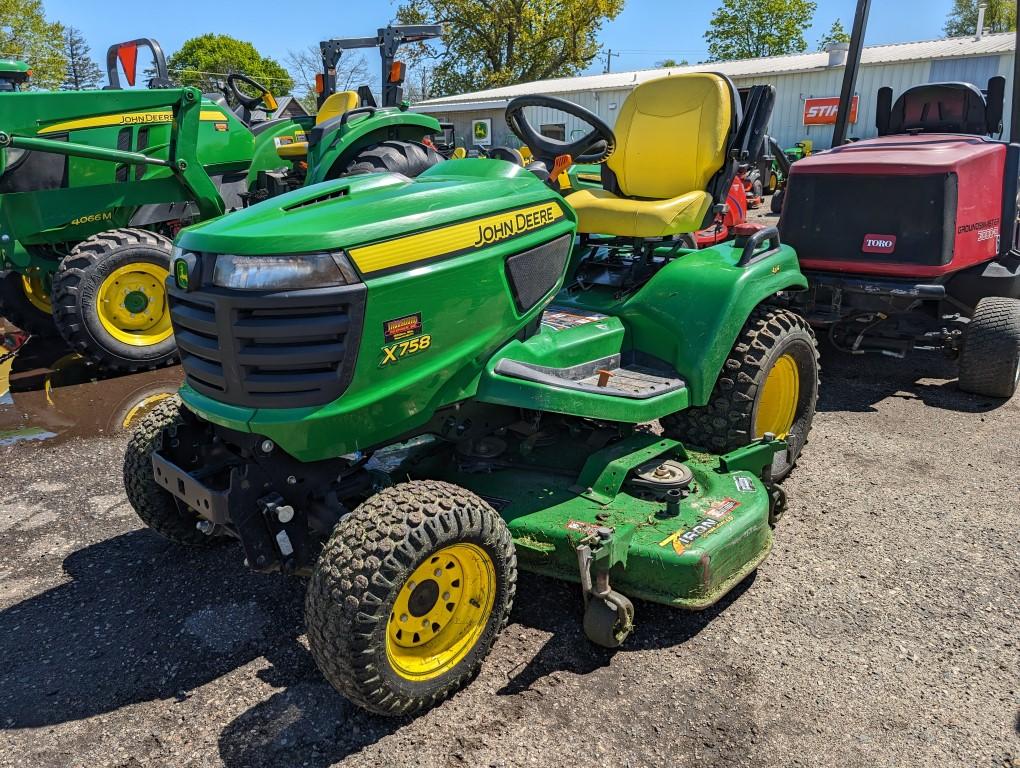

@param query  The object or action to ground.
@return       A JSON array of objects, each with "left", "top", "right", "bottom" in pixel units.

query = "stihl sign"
[
  {"left": 862, "top": 234, "right": 897, "bottom": 254},
  {"left": 803, "top": 96, "right": 859, "bottom": 125}
]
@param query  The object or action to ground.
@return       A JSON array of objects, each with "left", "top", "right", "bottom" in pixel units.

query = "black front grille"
[
  {"left": 780, "top": 172, "right": 958, "bottom": 267},
  {"left": 168, "top": 281, "right": 366, "bottom": 409}
]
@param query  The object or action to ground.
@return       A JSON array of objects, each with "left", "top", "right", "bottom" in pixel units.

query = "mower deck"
[{"left": 391, "top": 432, "right": 781, "bottom": 610}]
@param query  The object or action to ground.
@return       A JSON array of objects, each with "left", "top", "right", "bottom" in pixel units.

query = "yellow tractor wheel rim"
[
  {"left": 754, "top": 353, "right": 800, "bottom": 439},
  {"left": 385, "top": 542, "right": 496, "bottom": 682},
  {"left": 21, "top": 272, "right": 52, "bottom": 315},
  {"left": 96, "top": 263, "right": 172, "bottom": 347}
]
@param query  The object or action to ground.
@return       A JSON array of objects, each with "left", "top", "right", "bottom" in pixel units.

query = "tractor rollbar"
[
  {"left": 1011, "top": 4, "right": 1020, "bottom": 143},
  {"left": 831, "top": 0, "right": 872, "bottom": 147}
]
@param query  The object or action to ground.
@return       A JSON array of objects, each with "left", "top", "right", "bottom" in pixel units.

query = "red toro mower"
[{"left": 780, "top": 0, "right": 1020, "bottom": 398}]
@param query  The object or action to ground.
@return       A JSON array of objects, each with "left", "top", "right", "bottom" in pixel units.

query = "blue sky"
[{"left": 46, "top": 0, "right": 956, "bottom": 78}]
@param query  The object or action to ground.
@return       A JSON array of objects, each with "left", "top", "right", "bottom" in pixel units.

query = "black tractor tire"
[
  {"left": 770, "top": 188, "right": 785, "bottom": 215},
  {"left": 341, "top": 140, "right": 444, "bottom": 178},
  {"left": 0, "top": 270, "right": 58, "bottom": 337},
  {"left": 51, "top": 228, "right": 177, "bottom": 372},
  {"left": 958, "top": 297, "right": 1020, "bottom": 399},
  {"left": 123, "top": 395, "right": 221, "bottom": 548},
  {"left": 306, "top": 480, "right": 517, "bottom": 716},
  {"left": 661, "top": 307, "right": 819, "bottom": 482}
]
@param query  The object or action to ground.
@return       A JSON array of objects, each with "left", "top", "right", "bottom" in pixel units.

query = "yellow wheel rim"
[
  {"left": 96, "top": 263, "right": 172, "bottom": 347},
  {"left": 754, "top": 353, "right": 800, "bottom": 439},
  {"left": 386, "top": 543, "right": 496, "bottom": 682},
  {"left": 21, "top": 271, "right": 52, "bottom": 314}
]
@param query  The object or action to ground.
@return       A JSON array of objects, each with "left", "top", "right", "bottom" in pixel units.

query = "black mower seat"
[{"left": 881, "top": 80, "right": 1004, "bottom": 136}]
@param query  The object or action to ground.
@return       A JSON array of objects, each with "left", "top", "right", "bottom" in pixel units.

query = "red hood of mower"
[{"left": 781, "top": 134, "right": 1007, "bottom": 278}]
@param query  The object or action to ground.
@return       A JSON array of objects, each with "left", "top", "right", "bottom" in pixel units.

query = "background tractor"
[
  {"left": 124, "top": 72, "right": 819, "bottom": 716},
  {"left": 0, "top": 26, "right": 446, "bottom": 372},
  {"left": 780, "top": 0, "right": 1020, "bottom": 399},
  {"left": 0, "top": 60, "right": 30, "bottom": 92}
]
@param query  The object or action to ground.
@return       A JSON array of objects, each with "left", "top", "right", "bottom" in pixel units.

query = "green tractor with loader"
[
  {"left": 0, "top": 59, "right": 30, "bottom": 92},
  {"left": 0, "top": 27, "right": 446, "bottom": 370},
  {"left": 124, "top": 72, "right": 821, "bottom": 716}
]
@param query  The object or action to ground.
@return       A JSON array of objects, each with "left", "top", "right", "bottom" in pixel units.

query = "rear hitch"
[{"left": 575, "top": 526, "right": 635, "bottom": 648}]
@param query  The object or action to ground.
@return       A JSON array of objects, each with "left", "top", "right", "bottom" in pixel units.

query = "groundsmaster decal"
[{"left": 348, "top": 202, "right": 564, "bottom": 275}]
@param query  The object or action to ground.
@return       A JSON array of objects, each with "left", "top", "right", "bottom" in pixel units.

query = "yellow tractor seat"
[
  {"left": 567, "top": 188, "right": 712, "bottom": 239},
  {"left": 276, "top": 90, "right": 360, "bottom": 159},
  {"left": 565, "top": 73, "right": 735, "bottom": 238}
]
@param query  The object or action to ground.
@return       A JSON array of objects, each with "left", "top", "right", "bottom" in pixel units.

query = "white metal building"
[{"left": 414, "top": 32, "right": 1017, "bottom": 152}]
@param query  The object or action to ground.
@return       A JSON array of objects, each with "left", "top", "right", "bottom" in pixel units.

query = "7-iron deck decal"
[{"left": 348, "top": 202, "right": 565, "bottom": 275}]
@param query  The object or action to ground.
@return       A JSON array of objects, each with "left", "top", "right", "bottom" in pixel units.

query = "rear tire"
[
  {"left": 340, "top": 140, "right": 444, "bottom": 178},
  {"left": 770, "top": 188, "right": 785, "bottom": 214},
  {"left": 51, "top": 229, "right": 177, "bottom": 372},
  {"left": 661, "top": 307, "right": 819, "bottom": 481},
  {"left": 958, "top": 297, "right": 1020, "bottom": 399},
  {"left": 305, "top": 480, "right": 516, "bottom": 716},
  {"left": 0, "top": 270, "right": 58, "bottom": 337},
  {"left": 123, "top": 396, "right": 220, "bottom": 548}
]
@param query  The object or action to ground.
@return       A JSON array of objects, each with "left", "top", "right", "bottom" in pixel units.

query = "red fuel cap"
[{"left": 733, "top": 222, "right": 768, "bottom": 237}]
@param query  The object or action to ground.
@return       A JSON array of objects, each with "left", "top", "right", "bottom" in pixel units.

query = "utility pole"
[{"left": 604, "top": 49, "right": 619, "bottom": 74}]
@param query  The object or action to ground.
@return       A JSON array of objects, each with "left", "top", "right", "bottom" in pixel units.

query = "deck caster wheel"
[{"left": 583, "top": 590, "right": 634, "bottom": 649}]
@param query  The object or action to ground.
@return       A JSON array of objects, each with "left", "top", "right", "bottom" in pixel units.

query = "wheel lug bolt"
[
  {"left": 408, "top": 581, "right": 416, "bottom": 591},
  {"left": 400, "top": 613, "right": 408, "bottom": 622},
  {"left": 421, "top": 618, "right": 429, "bottom": 627},
  {"left": 442, "top": 592, "right": 450, "bottom": 601},
  {"left": 433, "top": 569, "right": 442, "bottom": 577}
]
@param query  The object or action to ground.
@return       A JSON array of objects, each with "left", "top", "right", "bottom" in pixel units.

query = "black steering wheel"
[
  {"left": 505, "top": 95, "right": 616, "bottom": 165},
  {"left": 226, "top": 73, "right": 272, "bottom": 111}
]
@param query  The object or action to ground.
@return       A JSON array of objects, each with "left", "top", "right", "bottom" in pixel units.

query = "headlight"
[{"left": 212, "top": 252, "right": 352, "bottom": 290}]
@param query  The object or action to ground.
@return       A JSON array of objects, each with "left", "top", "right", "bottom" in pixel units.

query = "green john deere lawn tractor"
[
  {"left": 124, "top": 73, "right": 820, "bottom": 716},
  {"left": 0, "top": 27, "right": 446, "bottom": 370}
]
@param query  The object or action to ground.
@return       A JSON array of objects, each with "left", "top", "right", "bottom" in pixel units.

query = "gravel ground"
[{"left": 1, "top": 287, "right": 1018, "bottom": 766}]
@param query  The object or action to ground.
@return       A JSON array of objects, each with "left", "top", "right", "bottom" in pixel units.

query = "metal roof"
[{"left": 419, "top": 32, "right": 1016, "bottom": 107}]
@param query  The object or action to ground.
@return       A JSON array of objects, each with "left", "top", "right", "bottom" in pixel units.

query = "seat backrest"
[
  {"left": 316, "top": 91, "right": 359, "bottom": 125},
  {"left": 606, "top": 73, "right": 735, "bottom": 200},
  {"left": 885, "top": 82, "right": 992, "bottom": 135}
]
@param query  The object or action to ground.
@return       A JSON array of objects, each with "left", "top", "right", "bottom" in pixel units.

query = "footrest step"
[{"left": 493, "top": 354, "right": 685, "bottom": 400}]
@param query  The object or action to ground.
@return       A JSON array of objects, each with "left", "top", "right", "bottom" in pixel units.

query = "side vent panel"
[{"left": 505, "top": 234, "right": 573, "bottom": 313}]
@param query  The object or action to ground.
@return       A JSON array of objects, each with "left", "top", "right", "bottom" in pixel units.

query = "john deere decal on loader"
[{"left": 125, "top": 73, "right": 820, "bottom": 716}]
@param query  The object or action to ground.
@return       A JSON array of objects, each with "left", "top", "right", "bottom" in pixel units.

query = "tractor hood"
[{"left": 176, "top": 159, "right": 570, "bottom": 261}]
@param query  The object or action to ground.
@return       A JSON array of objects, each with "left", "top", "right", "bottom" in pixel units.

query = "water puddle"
[{"left": 0, "top": 329, "right": 182, "bottom": 448}]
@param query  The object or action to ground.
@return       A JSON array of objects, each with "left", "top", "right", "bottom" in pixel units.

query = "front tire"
[
  {"left": 305, "top": 480, "right": 516, "bottom": 716},
  {"left": 958, "top": 297, "right": 1020, "bottom": 399},
  {"left": 0, "top": 270, "right": 58, "bottom": 337},
  {"left": 51, "top": 228, "right": 177, "bottom": 372},
  {"left": 662, "top": 308, "right": 819, "bottom": 481},
  {"left": 123, "top": 395, "right": 218, "bottom": 548},
  {"left": 770, "top": 188, "right": 785, "bottom": 214}
]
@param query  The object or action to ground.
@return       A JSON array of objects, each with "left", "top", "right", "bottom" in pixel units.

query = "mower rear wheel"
[
  {"left": 305, "top": 480, "right": 517, "bottom": 716},
  {"left": 123, "top": 396, "right": 222, "bottom": 548},
  {"left": 340, "top": 140, "right": 444, "bottom": 178},
  {"left": 958, "top": 297, "right": 1020, "bottom": 398},
  {"left": 0, "top": 270, "right": 58, "bottom": 337},
  {"left": 51, "top": 229, "right": 177, "bottom": 372},
  {"left": 661, "top": 307, "right": 819, "bottom": 481}
]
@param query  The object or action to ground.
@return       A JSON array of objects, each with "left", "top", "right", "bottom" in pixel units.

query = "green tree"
[
  {"left": 167, "top": 34, "right": 293, "bottom": 95},
  {"left": 0, "top": 0, "right": 65, "bottom": 89},
  {"left": 395, "top": 0, "right": 624, "bottom": 96},
  {"left": 704, "top": 0, "right": 818, "bottom": 61},
  {"left": 944, "top": 0, "right": 1016, "bottom": 36},
  {"left": 657, "top": 57, "right": 690, "bottom": 68},
  {"left": 60, "top": 26, "right": 103, "bottom": 90},
  {"left": 817, "top": 19, "right": 851, "bottom": 50}
]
